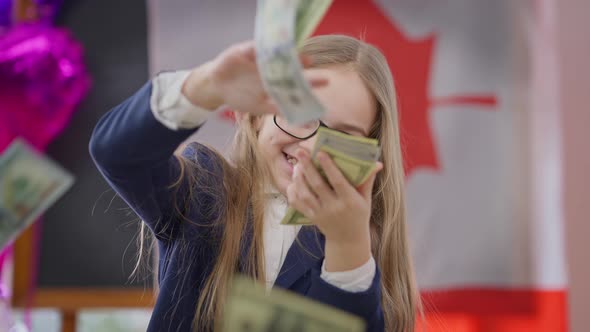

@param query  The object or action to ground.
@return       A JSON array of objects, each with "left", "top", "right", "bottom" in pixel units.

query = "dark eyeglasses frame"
[{"left": 273, "top": 115, "right": 328, "bottom": 140}]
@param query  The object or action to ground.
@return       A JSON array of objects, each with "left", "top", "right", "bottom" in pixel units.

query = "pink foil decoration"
[{"left": 0, "top": 24, "right": 91, "bottom": 150}]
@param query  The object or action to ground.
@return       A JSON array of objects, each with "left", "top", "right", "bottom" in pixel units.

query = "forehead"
[{"left": 306, "top": 65, "right": 377, "bottom": 135}]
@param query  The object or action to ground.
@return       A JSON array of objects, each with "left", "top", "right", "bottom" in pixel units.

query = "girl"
[{"left": 90, "top": 35, "right": 419, "bottom": 332}]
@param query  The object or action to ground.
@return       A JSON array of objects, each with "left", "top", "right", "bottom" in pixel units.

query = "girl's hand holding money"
[
  {"left": 181, "top": 41, "right": 328, "bottom": 115},
  {"left": 287, "top": 148, "right": 383, "bottom": 272}
]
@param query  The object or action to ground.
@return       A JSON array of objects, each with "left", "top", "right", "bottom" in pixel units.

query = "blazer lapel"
[{"left": 273, "top": 226, "right": 325, "bottom": 289}]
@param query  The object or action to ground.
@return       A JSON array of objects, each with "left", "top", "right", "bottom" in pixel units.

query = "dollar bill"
[
  {"left": 313, "top": 128, "right": 381, "bottom": 162},
  {"left": 281, "top": 127, "right": 380, "bottom": 226},
  {"left": 255, "top": 0, "right": 333, "bottom": 125},
  {"left": 295, "top": 0, "right": 333, "bottom": 47},
  {"left": 223, "top": 276, "right": 365, "bottom": 332},
  {"left": 0, "top": 139, "right": 74, "bottom": 250}
]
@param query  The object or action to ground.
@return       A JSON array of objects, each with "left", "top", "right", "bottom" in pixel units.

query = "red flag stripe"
[{"left": 419, "top": 289, "right": 567, "bottom": 331}]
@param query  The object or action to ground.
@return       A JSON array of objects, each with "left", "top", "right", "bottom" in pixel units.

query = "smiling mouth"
[{"left": 283, "top": 152, "right": 298, "bottom": 166}]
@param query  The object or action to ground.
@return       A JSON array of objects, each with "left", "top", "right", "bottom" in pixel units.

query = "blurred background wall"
[
  {"left": 38, "top": 0, "right": 149, "bottom": 289},
  {"left": 558, "top": 0, "right": 590, "bottom": 331}
]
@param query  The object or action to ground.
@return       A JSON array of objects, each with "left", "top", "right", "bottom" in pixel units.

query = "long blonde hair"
[{"left": 136, "top": 34, "right": 420, "bottom": 332}]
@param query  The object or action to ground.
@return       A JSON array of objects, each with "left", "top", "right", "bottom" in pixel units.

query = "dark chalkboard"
[{"left": 38, "top": 0, "right": 150, "bottom": 288}]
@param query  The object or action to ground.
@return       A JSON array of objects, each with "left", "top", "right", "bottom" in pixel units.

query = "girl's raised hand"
[
  {"left": 181, "top": 41, "right": 328, "bottom": 116},
  {"left": 286, "top": 148, "right": 383, "bottom": 271}
]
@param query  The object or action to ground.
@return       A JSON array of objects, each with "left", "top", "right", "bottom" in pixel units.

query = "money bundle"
[
  {"left": 281, "top": 127, "right": 381, "bottom": 226},
  {"left": 0, "top": 139, "right": 74, "bottom": 250},
  {"left": 254, "top": 0, "right": 333, "bottom": 125},
  {"left": 223, "top": 276, "right": 365, "bottom": 332}
]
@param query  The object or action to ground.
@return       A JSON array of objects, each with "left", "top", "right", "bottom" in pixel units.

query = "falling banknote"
[
  {"left": 254, "top": 0, "right": 333, "bottom": 125},
  {"left": 294, "top": 0, "right": 334, "bottom": 47},
  {"left": 0, "top": 139, "right": 74, "bottom": 250},
  {"left": 223, "top": 276, "right": 365, "bottom": 332},
  {"left": 281, "top": 127, "right": 381, "bottom": 226}
]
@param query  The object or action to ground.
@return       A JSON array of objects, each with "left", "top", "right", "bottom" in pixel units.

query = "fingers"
[
  {"left": 295, "top": 149, "right": 334, "bottom": 200},
  {"left": 358, "top": 162, "right": 383, "bottom": 199},
  {"left": 235, "top": 41, "right": 256, "bottom": 62},
  {"left": 304, "top": 71, "right": 329, "bottom": 88},
  {"left": 309, "top": 77, "right": 329, "bottom": 88},
  {"left": 301, "top": 56, "right": 329, "bottom": 88},
  {"left": 287, "top": 164, "right": 321, "bottom": 218},
  {"left": 300, "top": 54, "right": 314, "bottom": 68},
  {"left": 317, "top": 151, "right": 354, "bottom": 197},
  {"left": 260, "top": 97, "right": 279, "bottom": 115},
  {"left": 287, "top": 186, "right": 316, "bottom": 218},
  {"left": 259, "top": 75, "right": 326, "bottom": 116}
]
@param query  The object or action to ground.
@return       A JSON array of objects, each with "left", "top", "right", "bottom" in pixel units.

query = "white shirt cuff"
[
  {"left": 320, "top": 256, "right": 376, "bottom": 293},
  {"left": 150, "top": 70, "right": 213, "bottom": 131}
]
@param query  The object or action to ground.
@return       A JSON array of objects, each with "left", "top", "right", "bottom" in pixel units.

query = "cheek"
[
  {"left": 298, "top": 136, "right": 317, "bottom": 152},
  {"left": 259, "top": 123, "right": 291, "bottom": 149},
  {"left": 258, "top": 127, "right": 276, "bottom": 149},
  {"left": 257, "top": 126, "right": 285, "bottom": 163}
]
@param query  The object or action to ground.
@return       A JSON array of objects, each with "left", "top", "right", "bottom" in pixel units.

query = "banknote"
[
  {"left": 313, "top": 128, "right": 381, "bottom": 162},
  {"left": 281, "top": 127, "right": 380, "bottom": 226},
  {"left": 255, "top": 0, "right": 333, "bottom": 125},
  {"left": 295, "top": 0, "right": 333, "bottom": 47},
  {"left": 223, "top": 276, "right": 365, "bottom": 332},
  {"left": 0, "top": 139, "right": 74, "bottom": 250}
]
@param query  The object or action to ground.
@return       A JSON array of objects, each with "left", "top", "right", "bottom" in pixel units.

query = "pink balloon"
[{"left": 0, "top": 24, "right": 91, "bottom": 151}]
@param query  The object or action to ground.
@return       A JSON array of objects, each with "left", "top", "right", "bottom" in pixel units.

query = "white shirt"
[
  {"left": 262, "top": 193, "right": 300, "bottom": 288},
  {"left": 150, "top": 70, "right": 376, "bottom": 292}
]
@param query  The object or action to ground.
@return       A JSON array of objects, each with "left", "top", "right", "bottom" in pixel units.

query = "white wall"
[{"left": 557, "top": 0, "right": 590, "bottom": 330}]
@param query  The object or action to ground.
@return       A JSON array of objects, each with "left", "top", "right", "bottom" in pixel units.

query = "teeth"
[{"left": 287, "top": 156, "right": 298, "bottom": 165}]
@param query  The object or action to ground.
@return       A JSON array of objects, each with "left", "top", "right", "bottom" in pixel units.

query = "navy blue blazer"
[{"left": 89, "top": 81, "right": 385, "bottom": 331}]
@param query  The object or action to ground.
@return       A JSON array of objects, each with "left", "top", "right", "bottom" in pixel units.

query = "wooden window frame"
[{"left": 11, "top": 227, "right": 154, "bottom": 332}]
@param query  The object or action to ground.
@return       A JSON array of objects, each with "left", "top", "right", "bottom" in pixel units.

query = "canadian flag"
[{"left": 148, "top": 0, "right": 567, "bottom": 330}]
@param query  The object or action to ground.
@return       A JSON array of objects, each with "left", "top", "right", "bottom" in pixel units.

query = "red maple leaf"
[{"left": 314, "top": 0, "right": 497, "bottom": 176}]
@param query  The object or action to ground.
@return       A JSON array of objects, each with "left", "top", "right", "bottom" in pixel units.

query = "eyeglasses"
[{"left": 273, "top": 115, "right": 327, "bottom": 140}]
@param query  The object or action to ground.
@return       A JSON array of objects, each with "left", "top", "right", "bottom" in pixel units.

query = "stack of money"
[
  {"left": 0, "top": 139, "right": 74, "bottom": 250},
  {"left": 254, "top": 0, "right": 333, "bottom": 125},
  {"left": 281, "top": 127, "right": 381, "bottom": 226},
  {"left": 223, "top": 276, "right": 365, "bottom": 332}
]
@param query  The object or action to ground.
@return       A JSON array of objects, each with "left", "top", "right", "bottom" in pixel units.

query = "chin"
[
  {"left": 275, "top": 178, "right": 290, "bottom": 196},
  {"left": 271, "top": 172, "right": 290, "bottom": 196},
  {"left": 268, "top": 158, "right": 293, "bottom": 195}
]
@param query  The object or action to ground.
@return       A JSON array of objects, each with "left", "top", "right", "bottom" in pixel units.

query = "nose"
[{"left": 297, "top": 135, "right": 317, "bottom": 153}]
